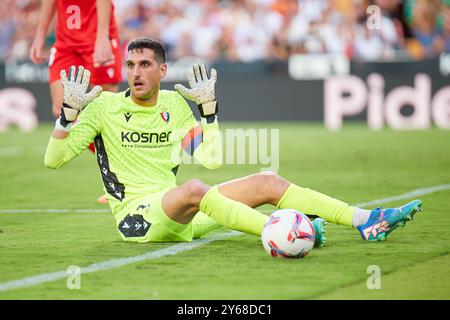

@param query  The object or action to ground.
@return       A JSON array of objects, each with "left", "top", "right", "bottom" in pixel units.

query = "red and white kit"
[{"left": 48, "top": 0, "right": 122, "bottom": 85}]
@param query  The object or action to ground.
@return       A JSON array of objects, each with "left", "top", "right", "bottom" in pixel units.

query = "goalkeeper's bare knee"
[
  {"left": 162, "top": 179, "right": 211, "bottom": 224},
  {"left": 249, "top": 171, "right": 290, "bottom": 205},
  {"left": 182, "top": 179, "right": 210, "bottom": 208}
]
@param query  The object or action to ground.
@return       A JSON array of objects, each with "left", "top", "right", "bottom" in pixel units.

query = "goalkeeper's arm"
[
  {"left": 45, "top": 66, "right": 102, "bottom": 169},
  {"left": 181, "top": 117, "right": 222, "bottom": 169},
  {"left": 176, "top": 64, "right": 222, "bottom": 169}
]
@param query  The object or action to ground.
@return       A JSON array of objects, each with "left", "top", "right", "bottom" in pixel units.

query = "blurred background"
[{"left": 0, "top": 0, "right": 449, "bottom": 126}]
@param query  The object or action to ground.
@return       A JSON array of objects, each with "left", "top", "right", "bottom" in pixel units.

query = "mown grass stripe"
[
  {"left": 1, "top": 182, "right": 449, "bottom": 292},
  {"left": 0, "top": 231, "right": 242, "bottom": 292}
]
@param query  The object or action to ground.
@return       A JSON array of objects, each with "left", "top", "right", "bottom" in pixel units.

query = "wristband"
[
  {"left": 198, "top": 100, "right": 218, "bottom": 118},
  {"left": 201, "top": 115, "right": 217, "bottom": 125},
  {"left": 54, "top": 118, "right": 72, "bottom": 132},
  {"left": 61, "top": 102, "right": 79, "bottom": 124}
]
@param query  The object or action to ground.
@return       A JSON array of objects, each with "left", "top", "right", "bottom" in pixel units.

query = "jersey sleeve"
[
  {"left": 44, "top": 96, "right": 104, "bottom": 169},
  {"left": 176, "top": 93, "right": 222, "bottom": 170}
]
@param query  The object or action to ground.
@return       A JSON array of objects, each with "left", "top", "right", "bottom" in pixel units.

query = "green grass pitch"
[{"left": 0, "top": 123, "right": 449, "bottom": 299}]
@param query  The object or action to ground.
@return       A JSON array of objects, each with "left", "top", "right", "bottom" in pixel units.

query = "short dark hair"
[{"left": 127, "top": 38, "right": 166, "bottom": 64}]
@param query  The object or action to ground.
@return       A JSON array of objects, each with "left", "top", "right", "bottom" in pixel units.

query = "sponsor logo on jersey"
[{"left": 121, "top": 131, "right": 172, "bottom": 144}]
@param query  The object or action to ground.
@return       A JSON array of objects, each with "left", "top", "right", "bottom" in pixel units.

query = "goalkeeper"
[{"left": 45, "top": 38, "right": 422, "bottom": 244}]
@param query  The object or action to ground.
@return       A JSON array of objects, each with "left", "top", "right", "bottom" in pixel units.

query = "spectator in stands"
[
  {"left": 10, "top": 0, "right": 41, "bottom": 61},
  {"left": 439, "top": 0, "right": 450, "bottom": 52},
  {"left": 351, "top": 0, "right": 401, "bottom": 60},
  {"left": 0, "top": 0, "right": 17, "bottom": 60},
  {"left": 408, "top": 0, "right": 444, "bottom": 58},
  {"left": 316, "top": 0, "right": 351, "bottom": 56},
  {"left": 373, "top": 0, "right": 404, "bottom": 52},
  {"left": 212, "top": 25, "right": 239, "bottom": 62},
  {"left": 0, "top": 0, "right": 446, "bottom": 64}
]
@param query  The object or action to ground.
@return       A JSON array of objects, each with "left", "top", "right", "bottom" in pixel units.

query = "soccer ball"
[{"left": 261, "top": 209, "right": 315, "bottom": 259}]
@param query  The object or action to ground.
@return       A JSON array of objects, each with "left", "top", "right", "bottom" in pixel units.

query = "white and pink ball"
[{"left": 261, "top": 209, "right": 315, "bottom": 259}]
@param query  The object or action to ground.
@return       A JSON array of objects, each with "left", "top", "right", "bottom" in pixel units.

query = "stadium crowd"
[{"left": 1, "top": 0, "right": 449, "bottom": 63}]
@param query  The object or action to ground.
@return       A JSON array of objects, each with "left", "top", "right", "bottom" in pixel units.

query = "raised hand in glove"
[
  {"left": 174, "top": 64, "right": 218, "bottom": 118},
  {"left": 56, "top": 65, "right": 102, "bottom": 131}
]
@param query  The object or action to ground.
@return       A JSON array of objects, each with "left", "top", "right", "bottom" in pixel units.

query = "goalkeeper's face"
[{"left": 126, "top": 48, "right": 167, "bottom": 101}]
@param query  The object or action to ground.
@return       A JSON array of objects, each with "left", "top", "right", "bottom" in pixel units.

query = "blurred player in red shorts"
[{"left": 30, "top": 0, "right": 122, "bottom": 204}]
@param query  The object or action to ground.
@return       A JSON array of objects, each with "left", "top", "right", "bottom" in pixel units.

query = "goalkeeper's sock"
[
  {"left": 352, "top": 208, "right": 371, "bottom": 227},
  {"left": 199, "top": 186, "right": 269, "bottom": 236},
  {"left": 191, "top": 212, "right": 222, "bottom": 239},
  {"left": 276, "top": 184, "right": 355, "bottom": 227}
]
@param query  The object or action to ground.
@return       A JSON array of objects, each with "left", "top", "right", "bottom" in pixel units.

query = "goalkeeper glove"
[
  {"left": 55, "top": 65, "right": 102, "bottom": 132},
  {"left": 174, "top": 64, "right": 218, "bottom": 120}
]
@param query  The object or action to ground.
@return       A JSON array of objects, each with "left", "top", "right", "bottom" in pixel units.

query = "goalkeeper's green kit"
[
  {"left": 45, "top": 89, "right": 222, "bottom": 241},
  {"left": 45, "top": 74, "right": 355, "bottom": 242}
]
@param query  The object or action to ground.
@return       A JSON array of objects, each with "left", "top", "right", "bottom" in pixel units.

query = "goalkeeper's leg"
[
  {"left": 161, "top": 173, "right": 421, "bottom": 242},
  {"left": 217, "top": 172, "right": 355, "bottom": 226},
  {"left": 162, "top": 173, "right": 354, "bottom": 239},
  {"left": 162, "top": 179, "right": 268, "bottom": 237},
  {"left": 217, "top": 172, "right": 422, "bottom": 241}
]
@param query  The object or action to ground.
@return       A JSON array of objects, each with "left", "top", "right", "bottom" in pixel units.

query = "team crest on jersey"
[{"left": 160, "top": 112, "right": 170, "bottom": 124}]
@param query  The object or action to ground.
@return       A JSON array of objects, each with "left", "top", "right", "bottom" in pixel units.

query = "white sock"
[{"left": 352, "top": 208, "right": 372, "bottom": 227}]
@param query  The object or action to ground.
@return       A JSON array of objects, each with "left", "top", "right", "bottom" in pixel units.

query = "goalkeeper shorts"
[{"left": 115, "top": 189, "right": 221, "bottom": 243}]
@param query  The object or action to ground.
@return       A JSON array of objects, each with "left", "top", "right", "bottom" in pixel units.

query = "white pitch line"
[
  {"left": 0, "top": 147, "right": 22, "bottom": 157},
  {"left": 0, "top": 231, "right": 242, "bottom": 293},
  {"left": 0, "top": 182, "right": 449, "bottom": 293},
  {"left": 353, "top": 183, "right": 450, "bottom": 208},
  {"left": 0, "top": 145, "right": 46, "bottom": 157},
  {"left": 2, "top": 182, "right": 450, "bottom": 214},
  {"left": 0, "top": 209, "right": 111, "bottom": 214}
]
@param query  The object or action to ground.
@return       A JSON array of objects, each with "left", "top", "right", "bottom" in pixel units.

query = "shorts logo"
[
  {"left": 137, "top": 204, "right": 150, "bottom": 211},
  {"left": 49, "top": 47, "right": 57, "bottom": 67},
  {"left": 107, "top": 67, "right": 114, "bottom": 79},
  {"left": 118, "top": 214, "right": 151, "bottom": 238},
  {"left": 160, "top": 112, "right": 170, "bottom": 124}
]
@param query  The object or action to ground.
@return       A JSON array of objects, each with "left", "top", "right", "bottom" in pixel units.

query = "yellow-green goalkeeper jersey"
[{"left": 45, "top": 89, "right": 222, "bottom": 217}]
